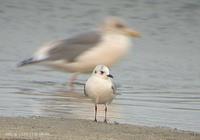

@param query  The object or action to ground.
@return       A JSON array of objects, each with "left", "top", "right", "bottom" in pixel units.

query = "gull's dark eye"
[
  {"left": 100, "top": 71, "right": 104, "bottom": 75},
  {"left": 115, "top": 23, "right": 124, "bottom": 28},
  {"left": 94, "top": 70, "right": 97, "bottom": 74}
]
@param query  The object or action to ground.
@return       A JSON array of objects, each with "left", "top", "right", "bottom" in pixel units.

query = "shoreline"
[{"left": 0, "top": 117, "right": 199, "bottom": 140}]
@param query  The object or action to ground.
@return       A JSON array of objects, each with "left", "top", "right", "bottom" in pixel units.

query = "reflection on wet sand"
[{"left": 24, "top": 85, "right": 121, "bottom": 122}]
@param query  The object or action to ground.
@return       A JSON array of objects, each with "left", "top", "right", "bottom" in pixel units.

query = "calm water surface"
[{"left": 0, "top": 0, "right": 200, "bottom": 132}]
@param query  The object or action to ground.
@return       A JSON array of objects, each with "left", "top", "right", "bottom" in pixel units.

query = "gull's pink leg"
[{"left": 68, "top": 73, "right": 79, "bottom": 91}]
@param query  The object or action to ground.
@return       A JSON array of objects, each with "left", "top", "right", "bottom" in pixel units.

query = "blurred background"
[{"left": 0, "top": 0, "right": 200, "bottom": 132}]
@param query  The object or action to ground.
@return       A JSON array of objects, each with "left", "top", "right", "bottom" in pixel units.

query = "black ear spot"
[{"left": 94, "top": 70, "right": 97, "bottom": 74}]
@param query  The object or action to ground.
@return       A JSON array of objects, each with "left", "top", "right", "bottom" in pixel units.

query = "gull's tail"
[{"left": 17, "top": 57, "right": 43, "bottom": 67}]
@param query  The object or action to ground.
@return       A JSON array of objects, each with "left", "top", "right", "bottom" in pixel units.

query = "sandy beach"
[{"left": 0, "top": 117, "right": 199, "bottom": 140}]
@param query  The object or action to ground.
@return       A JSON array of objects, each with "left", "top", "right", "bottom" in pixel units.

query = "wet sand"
[{"left": 0, "top": 117, "right": 199, "bottom": 140}]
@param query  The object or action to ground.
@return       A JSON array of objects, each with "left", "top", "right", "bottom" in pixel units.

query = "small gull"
[
  {"left": 84, "top": 65, "right": 117, "bottom": 123},
  {"left": 18, "top": 17, "right": 140, "bottom": 87}
]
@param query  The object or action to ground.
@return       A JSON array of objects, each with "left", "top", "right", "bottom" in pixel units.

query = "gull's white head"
[
  {"left": 92, "top": 65, "right": 113, "bottom": 79},
  {"left": 101, "top": 17, "right": 141, "bottom": 38}
]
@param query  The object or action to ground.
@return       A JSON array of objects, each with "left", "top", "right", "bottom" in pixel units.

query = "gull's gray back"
[{"left": 47, "top": 31, "right": 102, "bottom": 62}]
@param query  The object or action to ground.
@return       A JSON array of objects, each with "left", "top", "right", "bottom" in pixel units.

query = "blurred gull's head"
[{"left": 101, "top": 17, "right": 141, "bottom": 38}]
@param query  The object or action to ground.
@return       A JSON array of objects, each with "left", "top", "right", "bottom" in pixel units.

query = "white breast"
[
  {"left": 76, "top": 34, "right": 132, "bottom": 65},
  {"left": 85, "top": 76, "right": 115, "bottom": 104},
  {"left": 73, "top": 34, "right": 131, "bottom": 71}
]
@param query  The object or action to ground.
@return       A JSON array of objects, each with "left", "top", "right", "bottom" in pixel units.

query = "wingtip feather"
[{"left": 17, "top": 57, "right": 35, "bottom": 67}]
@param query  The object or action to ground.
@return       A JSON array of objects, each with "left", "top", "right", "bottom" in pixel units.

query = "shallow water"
[{"left": 0, "top": 0, "right": 200, "bottom": 132}]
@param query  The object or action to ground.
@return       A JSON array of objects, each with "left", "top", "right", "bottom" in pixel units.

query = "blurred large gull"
[{"left": 18, "top": 17, "right": 140, "bottom": 87}]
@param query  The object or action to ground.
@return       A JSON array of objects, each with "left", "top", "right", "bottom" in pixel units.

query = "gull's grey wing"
[
  {"left": 18, "top": 31, "right": 101, "bottom": 67},
  {"left": 111, "top": 85, "right": 117, "bottom": 95},
  {"left": 111, "top": 80, "right": 117, "bottom": 95},
  {"left": 47, "top": 31, "right": 102, "bottom": 62},
  {"left": 84, "top": 83, "right": 88, "bottom": 97}
]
